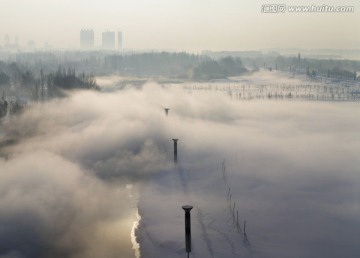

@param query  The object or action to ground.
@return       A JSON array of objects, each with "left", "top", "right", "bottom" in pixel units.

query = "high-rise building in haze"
[
  {"left": 80, "top": 29, "right": 95, "bottom": 49},
  {"left": 117, "top": 31, "right": 122, "bottom": 50},
  {"left": 102, "top": 31, "right": 115, "bottom": 50}
]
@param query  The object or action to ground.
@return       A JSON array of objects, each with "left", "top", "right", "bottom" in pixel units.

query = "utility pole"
[
  {"left": 173, "top": 139, "right": 178, "bottom": 164},
  {"left": 182, "top": 205, "right": 193, "bottom": 258}
]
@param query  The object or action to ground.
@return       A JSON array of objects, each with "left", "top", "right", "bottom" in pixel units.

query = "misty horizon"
[{"left": 1, "top": 0, "right": 360, "bottom": 52}]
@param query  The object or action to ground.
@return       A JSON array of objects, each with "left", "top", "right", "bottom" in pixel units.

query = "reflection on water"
[
  {"left": 131, "top": 211, "right": 141, "bottom": 258},
  {"left": 126, "top": 184, "right": 141, "bottom": 258}
]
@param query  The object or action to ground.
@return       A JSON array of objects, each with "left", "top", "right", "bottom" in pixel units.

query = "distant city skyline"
[{"left": 0, "top": 0, "right": 360, "bottom": 52}]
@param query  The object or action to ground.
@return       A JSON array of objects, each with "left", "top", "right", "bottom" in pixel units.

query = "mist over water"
[
  {"left": 0, "top": 85, "right": 174, "bottom": 258},
  {"left": 0, "top": 71, "right": 359, "bottom": 257},
  {"left": 137, "top": 96, "right": 360, "bottom": 257}
]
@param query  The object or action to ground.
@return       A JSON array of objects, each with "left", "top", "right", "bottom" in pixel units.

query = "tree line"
[
  {"left": 239, "top": 53, "right": 360, "bottom": 80},
  {"left": 11, "top": 51, "right": 247, "bottom": 80},
  {"left": 0, "top": 62, "right": 99, "bottom": 117},
  {"left": 0, "top": 62, "right": 99, "bottom": 95},
  {"left": 103, "top": 52, "right": 246, "bottom": 80}
]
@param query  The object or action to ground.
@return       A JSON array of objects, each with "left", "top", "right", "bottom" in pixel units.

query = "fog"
[
  {"left": 136, "top": 87, "right": 360, "bottom": 257},
  {"left": 0, "top": 85, "right": 174, "bottom": 257},
  {"left": 0, "top": 151, "right": 136, "bottom": 258},
  {"left": 0, "top": 71, "right": 359, "bottom": 257}
]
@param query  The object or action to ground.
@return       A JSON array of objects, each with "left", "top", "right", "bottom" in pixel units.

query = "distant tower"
[
  {"left": 80, "top": 29, "right": 95, "bottom": 49},
  {"left": 102, "top": 31, "right": 115, "bottom": 50},
  {"left": 15, "top": 36, "right": 19, "bottom": 46},
  {"left": 182, "top": 205, "right": 193, "bottom": 258},
  {"left": 118, "top": 31, "right": 122, "bottom": 50}
]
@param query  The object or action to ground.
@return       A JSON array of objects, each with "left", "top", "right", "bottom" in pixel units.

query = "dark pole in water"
[
  {"left": 173, "top": 139, "right": 178, "bottom": 164},
  {"left": 164, "top": 108, "right": 170, "bottom": 116},
  {"left": 182, "top": 205, "right": 193, "bottom": 258}
]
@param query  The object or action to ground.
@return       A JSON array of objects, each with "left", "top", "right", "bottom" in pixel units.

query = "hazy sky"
[{"left": 1, "top": 0, "right": 360, "bottom": 51}]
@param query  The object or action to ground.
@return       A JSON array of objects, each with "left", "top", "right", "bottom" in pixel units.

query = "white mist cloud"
[
  {"left": 0, "top": 72, "right": 359, "bottom": 257},
  {"left": 0, "top": 150, "right": 135, "bottom": 258},
  {"left": 0, "top": 84, "right": 174, "bottom": 257}
]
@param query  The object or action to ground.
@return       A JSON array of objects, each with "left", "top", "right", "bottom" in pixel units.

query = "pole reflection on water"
[
  {"left": 126, "top": 184, "right": 141, "bottom": 258},
  {"left": 131, "top": 210, "right": 141, "bottom": 258}
]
